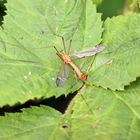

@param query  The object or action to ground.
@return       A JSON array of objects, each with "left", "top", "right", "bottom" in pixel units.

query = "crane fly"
[
  {"left": 54, "top": 37, "right": 104, "bottom": 86},
  {"left": 0, "top": 37, "right": 104, "bottom": 86}
]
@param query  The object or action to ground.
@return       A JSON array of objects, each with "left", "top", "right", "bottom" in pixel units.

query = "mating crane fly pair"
[{"left": 53, "top": 37, "right": 104, "bottom": 86}]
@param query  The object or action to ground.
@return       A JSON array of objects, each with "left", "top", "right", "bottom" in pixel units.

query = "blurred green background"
[{"left": 94, "top": 0, "right": 140, "bottom": 20}]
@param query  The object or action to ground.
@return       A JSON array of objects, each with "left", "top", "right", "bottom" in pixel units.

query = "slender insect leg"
[
  {"left": 45, "top": 19, "right": 67, "bottom": 53},
  {"left": 78, "top": 55, "right": 96, "bottom": 75},
  {"left": 68, "top": 39, "right": 72, "bottom": 55},
  {"left": 79, "top": 91, "right": 93, "bottom": 114},
  {"left": 86, "top": 55, "right": 97, "bottom": 74},
  {"left": 61, "top": 36, "right": 67, "bottom": 54}
]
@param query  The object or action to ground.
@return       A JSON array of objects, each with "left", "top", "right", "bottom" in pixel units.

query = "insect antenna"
[{"left": 53, "top": 46, "right": 59, "bottom": 53}]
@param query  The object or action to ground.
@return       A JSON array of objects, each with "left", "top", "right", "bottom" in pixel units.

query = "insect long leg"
[
  {"left": 73, "top": 54, "right": 96, "bottom": 77},
  {"left": 61, "top": 36, "right": 67, "bottom": 54},
  {"left": 86, "top": 55, "right": 97, "bottom": 74},
  {"left": 79, "top": 92, "right": 94, "bottom": 114},
  {"left": 45, "top": 18, "right": 68, "bottom": 53},
  {"left": 68, "top": 39, "right": 72, "bottom": 55}
]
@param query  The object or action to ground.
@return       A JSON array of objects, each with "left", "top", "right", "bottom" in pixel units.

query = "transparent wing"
[
  {"left": 71, "top": 45, "right": 104, "bottom": 58},
  {"left": 56, "top": 63, "right": 69, "bottom": 86}
]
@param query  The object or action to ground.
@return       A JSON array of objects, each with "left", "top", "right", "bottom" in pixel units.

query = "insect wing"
[
  {"left": 56, "top": 63, "right": 69, "bottom": 86},
  {"left": 72, "top": 45, "right": 104, "bottom": 58}
]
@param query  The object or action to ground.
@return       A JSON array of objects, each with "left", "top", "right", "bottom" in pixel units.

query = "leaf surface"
[
  {"left": 87, "top": 14, "right": 140, "bottom": 90},
  {"left": 0, "top": 0, "right": 103, "bottom": 106},
  {"left": 0, "top": 106, "right": 66, "bottom": 140},
  {"left": 68, "top": 79, "right": 140, "bottom": 139},
  {"left": 0, "top": 79, "right": 140, "bottom": 140}
]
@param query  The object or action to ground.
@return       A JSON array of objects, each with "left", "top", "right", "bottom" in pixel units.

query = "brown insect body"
[
  {"left": 56, "top": 51, "right": 87, "bottom": 81},
  {"left": 53, "top": 40, "right": 104, "bottom": 86}
]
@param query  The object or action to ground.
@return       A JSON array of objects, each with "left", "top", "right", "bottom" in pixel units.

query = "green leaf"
[
  {"left": 0, "top": 79, "right": 140, "bottom": 140},
  {"left": 0, "top": 106, "right": 66, "bottom": 140},
  {"left": 67, "top": 79, "right": 140, "bottom": 140},
  {"left": 0, "top": 0, "right": 103, "bottom": 106},
  {"left": 87, "top": 14, "right": 140, "bottom": 90}
]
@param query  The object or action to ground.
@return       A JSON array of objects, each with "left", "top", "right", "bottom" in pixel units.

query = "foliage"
[{"left": 0, "top": 0, "right": 140, "bottom": 139}]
